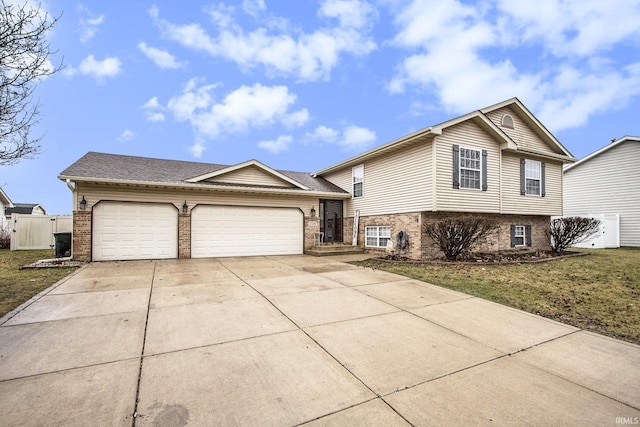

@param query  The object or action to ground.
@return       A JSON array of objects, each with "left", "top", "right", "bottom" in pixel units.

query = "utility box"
[{"left": 53, "top": 232, "right": 72, "bottom": 257}]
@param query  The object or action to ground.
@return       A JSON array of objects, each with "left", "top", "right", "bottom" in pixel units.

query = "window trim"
[
  {"left": 525, "top": 159, "right": 541, "bottom": 196},
  {"left": 520, "top": 158, "right": 546, "bottom": 197},
  {"left": 510, "top": 224, "right": 532, "bottom": 248},
  {"left": 352, "top": 164, "right": 364, "bottom": 199},
  {"left": 458, "top": 146, "right": 483, "bottom": 190},
  {"left": 365, "top": 225, "right": 391, "bottom": 248},
  {"left": 513, "top": 225, "right": 525, "bottom": 247}
]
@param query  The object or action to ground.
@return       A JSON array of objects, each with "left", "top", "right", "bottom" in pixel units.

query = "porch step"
[{"left": 305, "top": 244, "right": 365, "bottom": 257}]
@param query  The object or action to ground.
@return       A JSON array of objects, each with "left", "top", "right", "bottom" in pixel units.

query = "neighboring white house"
[
  {"left": 563, "top": 136, "right": 640, "bottom": 247},
  {"left": 0, "top": 187, "right": 12, "bottom": 231}
]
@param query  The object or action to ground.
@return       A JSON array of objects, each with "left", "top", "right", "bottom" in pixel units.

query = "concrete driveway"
[{"left": 1, "top": 255, "right": 639, "bottom": 426}]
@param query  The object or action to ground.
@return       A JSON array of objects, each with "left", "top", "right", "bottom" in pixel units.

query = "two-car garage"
[{"left": 91, "top": 201, "right": 303, "bottom": 261}]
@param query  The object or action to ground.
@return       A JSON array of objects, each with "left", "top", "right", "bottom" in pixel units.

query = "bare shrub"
[
  {"left": 547, "top": 216, "right": 601, "bottom": 253},
  {"left": 423, "top": 217, "right": 499, "bottom": 261},
  {"left": 0, "top": 224, "right": 10, "bottom": 249}
]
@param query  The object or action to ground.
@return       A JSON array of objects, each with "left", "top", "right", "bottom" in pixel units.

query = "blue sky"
[{"left": 3, "top": 0, "right": 640, "bottom": 214}]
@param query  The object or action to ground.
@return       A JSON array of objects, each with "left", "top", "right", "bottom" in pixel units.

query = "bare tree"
[
  {"left": 423, "top": 217, "right": 499, "bottom": 261},
  {"left": 547, "top": 216, "right": 601, "bottom": 253},
  {"left": 1, "top": 0, "right": 62, "bottom": 165}
]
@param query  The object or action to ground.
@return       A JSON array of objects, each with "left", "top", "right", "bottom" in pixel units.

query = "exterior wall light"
[
  {"left": 310, "top": 206, "right": 316, "bottom": 217},
  {"left": 79, "top": 196, "right": 87, "bottom": 211},
  {"left": 182, "top": 201, "right": 188, "bottom": 213}
]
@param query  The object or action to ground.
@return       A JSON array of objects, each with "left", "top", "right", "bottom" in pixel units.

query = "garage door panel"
[
  {"left": 191, "top": 206, "right": 302, "bottom": 258},
  {"left": 93, "top": 202, "right": 178, "bottom": 261}
]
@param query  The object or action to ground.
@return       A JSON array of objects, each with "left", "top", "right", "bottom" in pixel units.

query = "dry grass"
[
  {"left": 0, "top": 249, "right": 78, "bottom": 318},
  {"left": 355, "top": 247, "right": 640, "bottom": 345}
]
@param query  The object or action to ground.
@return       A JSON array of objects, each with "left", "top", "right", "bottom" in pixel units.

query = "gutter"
[{"left": 57, "top": 175, "right": 351, "bottom": 199}]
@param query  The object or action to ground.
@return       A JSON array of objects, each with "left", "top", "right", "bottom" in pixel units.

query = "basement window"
[{"left": 366, "top": 226, "right": 391, "bottom": 248}]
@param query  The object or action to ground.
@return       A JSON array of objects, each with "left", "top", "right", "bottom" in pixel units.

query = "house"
[
  {"left": 563, "top": 136, "right": 640, "bottom": 247},
  {"left": 59, "top": 97, "right": 575, "bottom": 262},
  {"left": 59, "top": 156, "right": 350, "bottom": 261},
  {"left": 1, "top": 188, "right": 46, "bottom": 228},
  {"left": 316, "top": 98, "right": 575, "bottom": 258},
  {"left": 5, "top": 203, "right": 46, "bottom": 218},
  {"left": 0, "top": 187, "right": 12, "bottom": 231}
]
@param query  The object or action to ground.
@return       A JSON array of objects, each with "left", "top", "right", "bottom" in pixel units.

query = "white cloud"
[
  {"left": 151, "top": 2, "right": 376, "bottom": 81},
  {"left": 116, "top": 129, "right": 136, "bottom": 142},
  {"left": 305, "top": 124, "right": 375, "bottom": 150},
  {"left": 67, "top": 55, "right": 122, "bottom": 80},
  {"left": 78, "top": 5, "right": 104, "bottom": 42},
  {"left": 166, "top": 81, "right": 308, "bottom": 155},
  {"left": 257, "top": 135, "right": 292, "bottom": 153},
  {"left": 190, "top": 138, "right": 207, "bottom": 158},
  {"left": 319, "top": 0, "right": 377, "bottom": 29},
  {"left": 341, "top": 125, "right": 376, "bottom": 149},
  {"left": 142, "top": 96, "right": 165, "bottom": 122},
  {"left": 387, "top": 0, "right": 640, "bottom": 132},
  {"left": 138, "top": 42, "right": 186, "bottom": 69}
]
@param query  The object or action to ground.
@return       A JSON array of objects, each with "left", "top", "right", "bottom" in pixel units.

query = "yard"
[
  {"left": 355, "top": 247, "right": 640, "bottom": 345},
  {"left": 0, "top": 250, "right": 79, "bottom": 318}
]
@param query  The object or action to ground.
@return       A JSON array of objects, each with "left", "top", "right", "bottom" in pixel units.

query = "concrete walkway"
[{"left": 1, "top": 255, "right": 638, "bottom": 426}]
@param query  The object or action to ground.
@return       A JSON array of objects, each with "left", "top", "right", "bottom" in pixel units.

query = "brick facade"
[
  {"left": 72, "top": 210, "right": 91, "bottom": 262},
  {"left": 304, "top": 215, "right": 321, "bottom": 249},
  {"left": 178, "top": 213, "right": 191, "bottom": 259},
  {"left": 342, "top": 211, "right": 552, "bottom": 260}
]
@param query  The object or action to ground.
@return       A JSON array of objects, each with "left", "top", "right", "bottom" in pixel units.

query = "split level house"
[{"left": 59, "top": 98, "right": 575, "bottom": 262}]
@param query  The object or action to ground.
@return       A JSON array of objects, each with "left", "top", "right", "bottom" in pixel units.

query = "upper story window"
[
  {"left": 501, "top": 114, "right": 514, "bottom": 129},
  {"left": 453, "top": 145, "right": 487, "bottom": 191},
  {"left": 352, "top": 164, "right": 364, "bottom": 198},
  {"left": 459, "top": 147, "right": 482, "bottom": 189},
  {"left": 525, "top": 159, "right": 541, "bottom": 195}
]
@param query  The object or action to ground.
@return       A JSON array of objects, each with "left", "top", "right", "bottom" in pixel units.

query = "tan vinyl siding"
[
  {"left": 501, "top": 152, "right": 563, "bottom": 215},
  {"left": 323, "top": 140, "right": 433, "bottom": 217},
  {"left": 485, "top": 106, "right": 561, "bottom": 155},
  {"left": 76, "top": 183, "right": 318, "bottom": 216},
  {"left": 434, "top": 120, "right": 500, "bottom": 213},
  {"left": 205, "top": 165, "right": 294, "bottom": 187},
  {"left": 564, "top": 140, "right": 640, "bottom": 246}
]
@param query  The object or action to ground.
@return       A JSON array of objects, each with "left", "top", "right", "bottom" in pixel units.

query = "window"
[
  {"left": 520, "top": 158, "right": 545, "bottom": 196},
  {"left": 525, "top": 159, "right": 541, "bottom": 195},
  {"left": 453, "top": 145, "right": 488, "bottom": 191},
  {"left": 352, "top": 164, "right": 363, "bottom": 198},
  {"left": 366, "top": 226, "right": 391, "bottom": 248},
  {"left": 510, "top": 224, "right": 532, "bottom": 247},
  {"left": 513, "top": 225, "right": 525, "bottom": 246},
  {"left": 459, "top": 147, "right": 482, "bottom": 189}
]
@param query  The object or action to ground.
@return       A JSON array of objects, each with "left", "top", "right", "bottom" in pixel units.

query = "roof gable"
[
  {"left": 316, "top": 98, "right": 575, "bottom": 176},
  {"left": 480, "top": 98, "right": 573, "bottom": 158},
  {"left": 0, "top": 187, "right": 12, "bottom": 207},
  {"left": 564, "top": 136, "right": 640, "bottom": 172},
  {"left": 185, "top": 160, "right": 310, "bottom": 190}
]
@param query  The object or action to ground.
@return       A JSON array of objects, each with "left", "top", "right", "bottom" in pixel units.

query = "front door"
[{"left": 320, "top": 200, "right": 343, "bottom": 243}]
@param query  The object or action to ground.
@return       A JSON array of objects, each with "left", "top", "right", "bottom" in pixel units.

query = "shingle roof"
[
  {"left": 5, "top": 204, "right": 38, "bottom": 215},
  {"left": 59, "top": 152, "right": 348, "bottom": 194}
]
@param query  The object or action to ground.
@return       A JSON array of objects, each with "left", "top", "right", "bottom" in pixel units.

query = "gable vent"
[{"left": 501, "top": 114, "right": 514, "bottom": 129}]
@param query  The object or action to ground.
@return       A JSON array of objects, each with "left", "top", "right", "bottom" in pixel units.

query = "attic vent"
[{"left": 501, "top": 114, "right": 514, "bottom": 129}]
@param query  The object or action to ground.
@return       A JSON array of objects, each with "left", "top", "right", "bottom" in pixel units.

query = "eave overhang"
[{"left": 58, "top": 175, "right": 351, "bottom": 199}]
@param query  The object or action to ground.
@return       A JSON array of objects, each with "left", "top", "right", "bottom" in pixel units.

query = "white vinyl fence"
[{"left": 9, "top": 214, "right": 73, "bottom": 250}]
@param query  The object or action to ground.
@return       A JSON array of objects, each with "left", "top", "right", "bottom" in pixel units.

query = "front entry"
[{"left": 320, "top": 200, "right": 343, "bottom": 243}]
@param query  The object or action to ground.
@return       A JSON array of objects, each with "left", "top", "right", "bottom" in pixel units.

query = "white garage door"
[
  {"left": 191, "top": 205, "right": 303, "bottom": 258},
  {"left": 93, "top": 202, "right": 178, "bottom": 261}
]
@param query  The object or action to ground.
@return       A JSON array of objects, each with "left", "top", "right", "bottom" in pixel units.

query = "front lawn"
[
  {"left": 0, "top": 250, "right": 79, "bottom": 318},
  {"left": 354, "top": 247, "right": 640, "bottom": 345}
]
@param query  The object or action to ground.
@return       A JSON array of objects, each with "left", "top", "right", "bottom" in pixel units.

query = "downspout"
[{"left": 65, "top": 179, "right": 76, "bottom": 209}]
